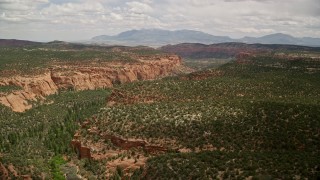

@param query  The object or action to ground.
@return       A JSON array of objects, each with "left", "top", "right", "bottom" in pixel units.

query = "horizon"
[{"left": 1, "top": 28, "right": 318, "bottom": 43}]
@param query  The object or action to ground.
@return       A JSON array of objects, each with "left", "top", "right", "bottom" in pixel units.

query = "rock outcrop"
[
  {"left": 0, "top": 73, "right": 58, "bottom": 112},
  {"left": 0, "top": 163, "right": 9, "bottom": 180},
  {"left": 70, "top": 140, "right": 92, "bottom": 159},
  {"left": 51, "top": 56, "right": 181, "bottom": 90},
  {"left": 0, "top": 55, "right": 182, "bottom": 112}
]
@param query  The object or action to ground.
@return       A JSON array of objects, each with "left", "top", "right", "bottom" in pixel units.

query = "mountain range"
[{"left": 91, "top": 29, "right": 320, "bottom": 47}]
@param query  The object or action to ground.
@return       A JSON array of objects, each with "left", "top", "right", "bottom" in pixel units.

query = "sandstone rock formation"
[
  {"left": 0, "top": 55, "right": 182, "bottom": 112},
  {"left": 0, "top": 163, "right": 9, "bottom": 180},
  {"left": 70, "top": 140, "right": 91, "bottom": 159},
  {"left": 0, "top": 73, "right": 58, "bottom": 112}
]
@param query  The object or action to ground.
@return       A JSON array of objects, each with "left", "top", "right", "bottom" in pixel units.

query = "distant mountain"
[
  {"left": 241, "top": 33, "right": 309, "bottom": 46},
  {"left": 91, "top": 29, "right": 233, "bottom": 46},
  {"left": 241, "top": 33, "right": 297, "bottom": 44},
  {"left": 242, "top": 33, "right": 320, "bottom": 47},
  {"left": 91, "top": 29, "right": 320, "bottom": 47},
  {"left": 0, "top": 39, "right": 42, "bottom": 47},
  {"left": 161, "top": 43, "right": 320, "bottom": 59}
]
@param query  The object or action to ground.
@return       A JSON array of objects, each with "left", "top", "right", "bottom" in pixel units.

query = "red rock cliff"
[
  {"left": 0, "top": 55, "right": 182, "bottom": 112},
  {"left": 0, "top": 73, "right": 58, "bottom": 112}
]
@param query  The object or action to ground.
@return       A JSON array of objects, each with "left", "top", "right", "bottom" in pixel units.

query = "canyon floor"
[{"left": 0, "top": 41, "right": 320, "bottom": 179}]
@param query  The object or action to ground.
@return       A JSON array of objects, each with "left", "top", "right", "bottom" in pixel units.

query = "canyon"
[{"left": 0, "top": 55, "right": 182, "bottom": 112}]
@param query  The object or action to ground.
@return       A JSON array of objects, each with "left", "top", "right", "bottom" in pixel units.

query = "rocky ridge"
[{"left": 0, "top": 55, "right": 182, "bottom": 112}]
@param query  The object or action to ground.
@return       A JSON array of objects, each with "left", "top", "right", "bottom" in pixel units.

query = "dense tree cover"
[
  {"left": 0, "top": 44, "right": 167, "bottom": 178},
  {"left": 142, "top": 151, "right": 319, "bottom": 179},
  {"left": 183, "top": 58, "right": 231, "bottom": 70},
  {"left": 86, "top": 54, "right": 320, "bottom": 178},
  {"left": 1, "top": 52, "right": 320, "bottom": 178},
  {"left": 50, "top": 155, "right": 66, "bottom": 179},
  {"left": 0, "top": 89, "right": 110, "bottom": 178},
  {"left": 0, "top": 85, "right": 22, "bottom": 93},
  {"left": 110, "top": 55, "right": 320, "bottom": 106},
  {"left": 94, "top": 100, "right": 320, "bottom": 152}
]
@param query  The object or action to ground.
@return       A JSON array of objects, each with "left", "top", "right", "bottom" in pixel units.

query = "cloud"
[
  {"left": 126, "top": 1, "right": 153, "bottom": 14},
  {"left": 0, "top": 0, "right": 48, "bottom": 11},
  {"left": 223, "top": 0, "right": 274, "bottom": 2},
  {"left": 41, "top": 2, "right": 105, "bottom": 16},
  {"left": 110, "top": 12, "right": 123, "bottom": 20},
  {"left": 187, "top": 0, "right": 216, "bottom": 6},
  {"left": 0, "top": 0, "right": 48, "bottom": 23},
  {"left": 235, "top": 27, "right": 275, "bottom": 34},
  {"left": 0, "top": 0, "right": 319, "bottom": 41}
]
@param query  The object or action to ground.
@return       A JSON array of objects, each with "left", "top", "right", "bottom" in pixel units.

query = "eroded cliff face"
[
  {"left": 51, "top": 56, "right": 181, "bottom": 90},
  {"left": 0, "top": 73, "right": 58, "bottom": 112},
  {"left": 0, "top": 55, "right": 182, "bottom": 112}
]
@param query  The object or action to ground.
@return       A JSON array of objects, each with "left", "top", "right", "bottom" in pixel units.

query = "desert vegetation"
[
  {"left": 0, "top": 88, "right": 110, "bottom": 178},
  {"left": 82, "top": 53, "right": 320, "bottom": 178},
  {"left": 0, "top": 43, "right": 320, "bottom": 179}
]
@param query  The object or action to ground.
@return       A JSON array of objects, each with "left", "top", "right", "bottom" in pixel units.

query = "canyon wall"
[
  {"left": 0, "top": 73, "right": 58, "bottom": 112},
  {"left": 0, "top": 55, "right": 182, "bottom": 112}
]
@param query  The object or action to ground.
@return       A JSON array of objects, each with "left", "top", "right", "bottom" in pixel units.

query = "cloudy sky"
[{"left": 0, "top": 0, "right": 319, "bottom": 41}]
